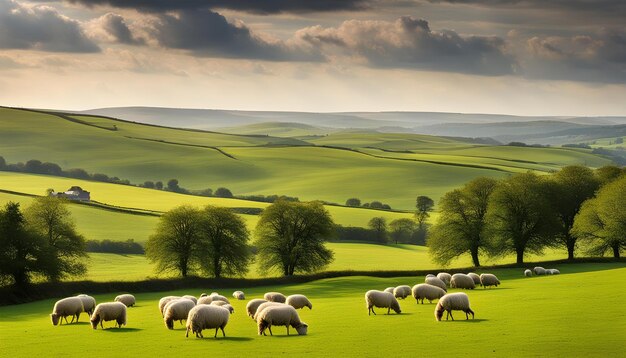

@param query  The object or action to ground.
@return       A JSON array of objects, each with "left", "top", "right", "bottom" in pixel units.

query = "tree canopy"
[
  {"left": 368, "top": 217, "right": 388, "bottom": 244},
  {"left": 389, "top": 218, "right": 416, "bottom": 245}
]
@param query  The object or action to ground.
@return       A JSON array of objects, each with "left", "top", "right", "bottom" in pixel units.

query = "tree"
[
  {"left": 145, "top": 205, "right": 201, "bottom": 277},
  {"left": 486, "top": 172, "right": 557, "bottom": 264},
  {"left": 369, "top": 201, "right": 384, "bottom": 209},
  {"left": 368, "top": 217, "right": 387, "bottom": 244},
  {"left": 24, "top": 197, "right": 87, "bottom": 281},
  {"left": 415, "top": 196, "right": 434, "bottom": 228},
  {"left": 389, "top": 218, "right": 416, "bottom": 245},
  {"left": 572, "top": 176, "right": 626, "bottom": 258},
  {"left": 143, "top": 181, "right": 155, "bottom": 189},
  {"left": 345, "top": 198, "right": 361, "bottom": 207},
  {"left": 167, "top": 179, "right": 181, "bottom": 192},
  {"left": 0, "top": 156, "right": 6, "bottom": 169},
  {"left": 595, "top": 165, "right": 624, "bottom": 186},
  {"left": 214, "top": 187, "right": 233, "bottom": 198},
  {"left": 428, "top": 177, "right": 498, "bottom": 267},
  {"left": 254, "top": 200, "right": 334, "bottom": 276},
  {"left": 197, "top": 206, "right": 252, "bottom": 278},
  {"left": 547, "top": 166, "right": 599, "bottom": 260},
  {"left": 155, "top": 181, "right": 164, "bottom": 190}
]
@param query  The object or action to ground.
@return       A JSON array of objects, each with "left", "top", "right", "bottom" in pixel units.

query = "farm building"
[{"left": 50, "top": 186, "right": 90, "bottom": 202}]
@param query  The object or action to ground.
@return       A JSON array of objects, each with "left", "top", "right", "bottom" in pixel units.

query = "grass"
[{"left": 1, "top": 262, "right": 624, "bottom": 356}]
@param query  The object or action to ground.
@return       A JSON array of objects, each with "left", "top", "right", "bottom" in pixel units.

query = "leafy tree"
[
  {"left": 167, "top": 179, "right": 181, "bottom": 192},
  {"left": 0, "top": 156, "right": 6, "bottom": 169},
  {"left": 155, "top": 181, "right": 164, "bottom": 190},
  {"left": 389, "top": 218, "right": 416, "bottom": 245},
  {"left": 24, "top": 197, "right": 87, "bottom": 281},
  {"left": 254, "top": 200, "right": 334, "bottom": 276},
  {"left": 368, "top": 217, "right": 388, "bottom": 244},
  {"left": 197, "top": 206, "right": 251, "bottom": 278},
  {"left": 24, "top": 159, "right": 43, "bottom": 173},
  {"left": 415, "top": 196, "right": 434, "bottom": 228},
  {"left": 143, "top": 181, "right": 155, "bottom": 189},
  {"left": 428, "top": 177, "right": 498, "bottom": 267},
  {"left": 572, "top": 176, "right": 626, "bottom": 258},
  {"left": 595, "top": 165, "right": 624, "bottom": 186},
  {"left": 214, "top": 187, "right": 233, "bottom": 198},
  {"left": 145, "top": 205, "right": 201, "bottom": 277},
  {"left": 345, "top": 198, "right": 361, "bottom": 207},
  {"left": 369, "top": 201, "right": 384, "bottom": 209},
  {"left": 486, "top": 172, "right": 557, "bottom": 264}
]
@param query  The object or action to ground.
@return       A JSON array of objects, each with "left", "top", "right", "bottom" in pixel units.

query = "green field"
[{"left": 1, "top": 263, "right": 624, "bottom": 357}]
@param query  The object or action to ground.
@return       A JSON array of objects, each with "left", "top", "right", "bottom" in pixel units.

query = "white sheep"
[
  {"left": 412, "top": 284, "right": 446, "bottom": 304},
  {"left": 253, "top": 302, "right": 286, "bottom": 321},
  {"left": 425, "top": 274, "right": 436, "bottom": 278},
  {"left": 246, "top": 299, "right": 268, "bottom": 318},
  {"left": 76, "top": 294, "right": 96, "bottom": 316},
  {"left": 197, "top": 296, "right": 213, "bottom": 305},
  {"left": 480, "top": 273, "right": 501, "bottom": 288},
  {"left": 264, "top": 292, "right": 287, "bottom": 303},
  {"left": 384, "top": 287, "right": 395, "bottom": 294},
  {"left": 533, "top": 266, "right": 547, "bottom": 276},
  {"left": 182, "top": 295, "right": 198, "bottom": 304},
  {"left": 164, "top": 298, "right": 196, "bottom": 329},
  {"left": 546, "top": 269, "right": 553, "bottom": 275},
  {"left": 210, "top": 301, "right": 234, "bottom": 314},
  {"left": 209, "top": 293, "right": 230, "bottom": 304},
  {"left": 50, "top": 297, "right": 84, "bottom": 326},
  {"left": 437, "top": 272, "right": 452, "bottom": 286},
  {"left": 547, "top": 269, "right": 560, "bottom": 275},
  {"left": 90, "top": 302, "right": 127, "bottom": 329},
  {"left": 256, "top": 305, "right": 308, "bottom": 336},
  {"left": 435, "top": 292, "right": 474, "bottom": 321},
  {"left": 286, "top": 294, "right": 312, "bottom": 310},
  {"left": 467, "top": 273, "right": 481, "bottom": 285},
  {"left": 114, "top": 294, "right": 135, "bottom": 307},
  {"left": 159, "top": 296, "right": 181, "bottom": 316},
  {"left": 365, "top": 290, "right": 401, "bottom": 315},
  {"left": 232, "top": 291, "right": 245, "bottom": 300},
  {"left": 524, "top": 269, "right": 532, "bottom": 277},
  {"left": 393, "top": 285, "right": 411, "bottom": 299},
  {"left": 185, "top": 305, "right": 230, "bottom": 338},
  {"left": 425, "top": 277, "right": 448, "bottom": 292},
  {"left": 451, "top": 273, "right": 476, "bottom": 290},
  {"left": 200, "top": 293, "right": 208, "bottom": 297}
]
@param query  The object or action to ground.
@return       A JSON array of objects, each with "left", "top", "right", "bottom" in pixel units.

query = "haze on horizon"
[{"left": 0, "top": 0, "right": 625, "bottom": 116}]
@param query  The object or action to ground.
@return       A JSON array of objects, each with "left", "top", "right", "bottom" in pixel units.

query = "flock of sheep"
[
  {"left": 524, "top": 266, "right": 560, "bottom": 277},
  {"left": 50, "top": 294, "right": 134, "bottom": 329}
]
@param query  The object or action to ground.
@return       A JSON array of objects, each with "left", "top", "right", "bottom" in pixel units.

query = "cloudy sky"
[{"left": 0, "top": 0, "right": 625, "bottom": 115}]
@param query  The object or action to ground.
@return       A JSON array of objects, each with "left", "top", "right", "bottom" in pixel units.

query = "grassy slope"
[{"left": 1, "top": 263, "right": 624, "bottom": 357}]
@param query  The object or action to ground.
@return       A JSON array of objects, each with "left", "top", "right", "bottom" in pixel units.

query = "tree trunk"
[
  {"left": 613, "top": 244, "right": 620, "bottom": 258},
  {"left": 566, "top": 235, "right": 576, "bottom": 260},
  {"left": 214, "top": 256, "right": 221, "bottom": 278},
  {"left": 470, "top": 249, "right": 480, "bottom": 267},
  {"left": 516, "top": 250, "right": 524, "bottom": 264}
]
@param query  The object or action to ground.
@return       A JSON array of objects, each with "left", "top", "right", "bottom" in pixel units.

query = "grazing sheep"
[
  {"left": 524, "top": 269, "right": 532, "bottom": 277},
  {"left": 76, "top": 294, "right": 96, "bottom": 316},
  {"left": 182, "top": 295, "right": 198, "bottom": 304},
  {"left": 451, "top": 274, "right": 476, "bottom": 290},
  {"left": 533, "top": 266, "right": 547, "bottom": 276},
  {"left": 114, "top": 294, "right": 135, "bottom": 307},
  {"left": 467, "top": 273, "right": 481, "bottom": 285},
  {"left": 365, "top": 290, "right": 401, "bottom": 315},
  {"left": 548, "top": 269, "right": 560, "bottom": 275},
  {"left": 393, "top": 285, "right": 412, "bottom": 299},
  {"left": 200, "top": 293, "right": 208, "bottom": 297},
  {"left": 435, "top": 293, "right": 474, "bottom": 321},
  {"left": 164, "top": 299, "right": 196, "bottom": 329},
  {"left": 50, "top": 297, "right": 84, "bottom": 326},
  {"left": 412, "top": 284, "right": 446, "bottom": 304},
  {"left": 232, "top": 291, "right": 245, "bottom": 300},
  {"left": 437, "top": 273, "right": 452, "bottom": 286},
  {"left": 246, "top": 299, "right": 268, "bottom": 318},
  {"left": 253, "top": 302, "right": 286, "bottom": 321},
  {"left": 425, "top": 274, "right": 436, "bottom": 278},
  {"left": 185, "top": 305, "right": 230, "bottom": 338},
  {"left": 197, "top": 296, "right": 213, "bottom": 305},
  {"left": 209, "top": 294, "right": 230, "bottom": 304},
  {"left": 159, "top": 296, "right": 181, "bottom": 316},
  {"left": 384, "top": 287, "right": 395, "bottom": 294},
  {"left": 425, "top": 277, "right": 448, "bottom": 292},
  {"left": 90, "top": 302, "right": 127, "bottom": 329},
  {"left": 210, "top": 292, "right": 219, "bottom": 296},
  {"left": 256, "top": 305, "right": 308, "bottom": 336},
  {"left": 210, "top": 301, "right": 235, "bottom": 314},
  {"left": 480, "top": 273, "right": 501, "bottom": 288},
  {"left": 264, "top": 292, "right": 287, "bottom": 303},
  {"left": 286, "top": 294, "right": 312, "bottom": 310}
]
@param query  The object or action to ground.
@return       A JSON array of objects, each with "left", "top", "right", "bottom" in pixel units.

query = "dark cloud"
[
  {"left": 96, "top": 13, "right": 144, "bottom": 45},
  {"left": 422, "top": 0, "right": 626, "bottom": 13},
  {"left": 0, "top": 0, "right": 100, "bottom": 53}
]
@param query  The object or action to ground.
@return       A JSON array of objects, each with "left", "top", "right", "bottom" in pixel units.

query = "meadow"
[{"left": 1, "top": 263, "right": 624, "bottom": 357}]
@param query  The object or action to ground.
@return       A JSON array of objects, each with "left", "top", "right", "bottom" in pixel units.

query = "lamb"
[
  {"left": 435, "top": 292, "right": 474, "bottom": 321},
  {"left": 365, "top": 290, "right": 401, "bottom": 315},
  {"left": 256, "top": 305, "right": 308, "bottom": 336},
  {"left": 164, "top": 298, "right": 196, "bottom": 329},
  {"left": 286, "top": 294, "right": 312, "bottom": 310},
  {"left": 467, "top": 273, "right": 481, "bottom": 285},
  {"left": 197, "top": 296, "right": 213, "bottom": 305},
  {"left": 182, "top": 295, "right": 198, "bottom": 304},
  {"left": 480, "top": 273, "right": 501, "bottom": 288},
  {"left": 393, "top": 285, "right": 411, "bottom": 299},
  {"left": 264, "top": 292, "right": 287, "bottom": 303},
  {"left": 450, "top": 273, "right": 476, "bottom": 290},
  {"left": 547, "top": 269, "right": 560, "bottom": 275},
  {"left": 412, "top": 284, "right": 446, "bottom": 304},
  {"left": 76, "top": 294, "right": 96, "bottom": 316},
  {"left": 232, "top": 291, "right": 245, "bottom": 300},
  {"left": 50, "top": 297, "right": 84, "bottom": 326},
  {"left": 114, "top": 294, "right": 135, "bottom": 307},
  {"left": 533, "top": 266, "right": 547, "bottom": 276},
  {"left": 253, "top": 302, "right": 286, "bottom": 321},
  {"left": 246, "top": 299, "right": 268, "bottom": 318},
  {"left": 524, "top": 269, "right": 532, "bottom": 277},
  {"left": 437, "top": 272, "right": 452, "bottom": 286},
  {"left": 185, "top": 305, "right": 230, "bottom": 338},
  {"left": 159, "top": 296, "right": 181, "bottom": 316},
  {"left": 210, "top": 301, "right": 235, "bottom": 314},
  {"left": 209, "top": 293, "right": 230, "bottom": 304},
  {"left": 90, "top": 302, "right": 127, "bottom": 329},
  {"left": 425, "top": 277, "right": 448, "bottom": 292},
  {"left": 384, "top": 287, "right": 395, "bottom": 294}
]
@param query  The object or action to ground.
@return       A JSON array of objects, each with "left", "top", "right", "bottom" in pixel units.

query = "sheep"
[
  {"left": 435, "top": 292, "right": 474, "bottom": 321},
  {"left": 524, "top": 269, "right": 532, "bottom": 277},
  {"left": 384, "top": 287, "right": 395, "bottom": 294},
  {"left": 209, "top": 293, "right": 230, "bottom": 304},
  {"left": 264, "top": 292, "right": 287, "bottom": 303},
  {"left": 210, "top": 301, "right": 235, "bottom": 314},
  {"left": 425, "top": 274, "right": 436, "bottom": 278},
  {"left": 393, "top": 285, "right": 412, "bottom": 299},
  {"left": 467, "top": 273, "right": 481, "bottom": 285},
  {"left": 246, "top": 299, "right": 268, "bottom": 318},
  {"left": 253, "top": 302, "right": 286, "bottom": 321},
  {"left": 50, "top": 297, "right": 84, "bottom": 326},
  {"left": 159, "top": 296, "right": 181, "bottom": 316},
  {"left": 548, "top": 269, "right": 560, "bottom": 275},
  {"left": 256, "top": 305, "right": 308, "bottom": 336},
  {"left": 185, "top": 305, "right": 230, "bottom": 338},
  {"left": 365, "top": 290, "right": 401, "bottom": 315},
  {"left": 533, "top": 266, "right": 547, "bottom": 276},
  {"left": 164, "top": 298, "right": 196, "bottom": 330},
  {"left": 90, "top": 302, "right": 127, "bottom": 329},
  {"left": 412, "top": 284, "right": 446, "bottom": 304},
  {"left": 480, "top": 273, "right": 501, "bottom": 288},
  {"left": 232, "top": 291, "right": 245, "bottom": 300},
  {"left": 200, "top": 293, "right": 208, "bottom": 297},
  {"left": 197, "top": 296, "right": 213, "bottom": 305},
  {"left": 425, "top": 277, "right": 448, "bottom": 292},
  {"left": 182, "top": 295, "right": 198, "bottom": 304},
  {"left": 76, "top": 294, "right": 96, "bottom": 316},
  {"left": 451, "top": 273, "right": 476, "bottom": 290},
  {"left": 114, "top": 294, "right": 135, "bottom": 307},
  {"left": 437, "top": 272, "right": 452, "bottom": 286},
  {"left": 546, "top": 269, "right": 553, "bottom": 275},
  {"left": 286, "top": 294, "right": 312, "bottom": 310}
]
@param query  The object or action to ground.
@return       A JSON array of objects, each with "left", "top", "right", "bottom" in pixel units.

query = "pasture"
[{"left": 1, "top": 263, "right": 624, "bottom": 357}]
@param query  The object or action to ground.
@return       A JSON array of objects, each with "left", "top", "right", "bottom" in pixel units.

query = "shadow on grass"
[
  {"left": 439, "top": 318, "right": 488, "bottom": 323},
  {"left": 189, "top": 336, "right": 253, "bottom": 341},
  {"left": 101, "top": 327, "right": 143, "bottom": 332}
]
